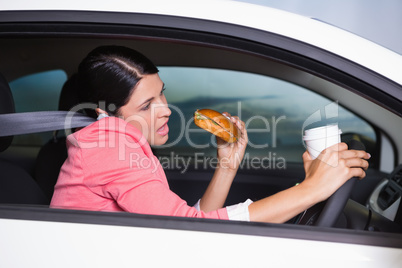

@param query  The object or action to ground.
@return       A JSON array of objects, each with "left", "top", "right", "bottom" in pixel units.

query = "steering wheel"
[{"left": 297, "top": 140, "right": 365, "bottom": 227}]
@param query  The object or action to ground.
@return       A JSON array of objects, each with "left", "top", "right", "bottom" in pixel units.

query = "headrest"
[
  {"left": 58, "top": 73, "right": 82, "bottom": 112},
  {"left": 0, "top": 72, "right": 15, "bottom": 152}
]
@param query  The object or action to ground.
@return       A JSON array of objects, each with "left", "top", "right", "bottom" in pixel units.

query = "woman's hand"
[
  {"left": 199, "top": 113, "right": 248, "bottom": 212},
  {"left": 248, "top": 142, "right": 370, "bottom": 223},
  {"left": 301, "top": 142, "right": 371, "bottom": 203},
  {"left": 216, "top": 112, "right": 248, "bottom": 171}
]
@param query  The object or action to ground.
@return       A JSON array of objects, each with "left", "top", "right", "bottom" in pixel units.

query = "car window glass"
[
  {"left": 9, "top": 70, "right": 67, "bottom": 146},
  {"left": 157, "top": 67, "right": 376, "bottom": 164}
]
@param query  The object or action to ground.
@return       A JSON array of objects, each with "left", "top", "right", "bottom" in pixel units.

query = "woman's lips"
[{"left": 157, "top": 121, "right": 169, "bottom": 136}]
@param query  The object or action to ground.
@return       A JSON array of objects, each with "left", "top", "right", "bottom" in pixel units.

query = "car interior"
[{"left": 0, "top": 30, "right": 401, "bottom": 233}]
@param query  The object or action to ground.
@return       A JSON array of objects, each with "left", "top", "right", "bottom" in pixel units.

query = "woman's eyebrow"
[
  {"left": 138, "top": 83, "right": 165, "bottom": 108},
  {"left": 140, "top": 97, "right": 154, "bottom": 107}
]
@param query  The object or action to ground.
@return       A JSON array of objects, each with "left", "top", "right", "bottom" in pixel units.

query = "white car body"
[
  {"left": 1, "top": 218, "right": 401, "bottom": 268},
  {"left": 2, "top": 0, "right": 402, "bottom": 86},
  {"left": 0, "top": 1, "right": 401, "bottom": 267}
]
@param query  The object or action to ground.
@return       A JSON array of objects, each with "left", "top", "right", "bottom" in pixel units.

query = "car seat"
[
  {"left": 34, "top": 74, "right": 82, "bottom": 200},
  {"left": 0, "top": 72, "right": 49, "bottom": 205}
]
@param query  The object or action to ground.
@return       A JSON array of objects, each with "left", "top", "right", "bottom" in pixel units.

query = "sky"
[{"left": 236, "top": 0, "right": 402, "bottom": 55}]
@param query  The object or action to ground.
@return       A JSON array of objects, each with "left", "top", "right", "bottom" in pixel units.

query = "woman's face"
[{"left": 119, "top": 73, "right": 171, "bottom": 146}]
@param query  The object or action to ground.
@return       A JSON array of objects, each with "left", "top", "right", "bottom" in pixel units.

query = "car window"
[
  {"left": 9, "top": 70, "right": 67, "bottom": 146},
  {"left": 157, "top": 67, "right": 376, "bottom": 164}
]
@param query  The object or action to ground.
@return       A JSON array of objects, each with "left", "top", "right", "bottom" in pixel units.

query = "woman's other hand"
[
  {"left": 301, "top": 142, "right": 370, "bottom": 203},
  {"left": 248, "top": 142, "right": 370, "bottom": 223}
]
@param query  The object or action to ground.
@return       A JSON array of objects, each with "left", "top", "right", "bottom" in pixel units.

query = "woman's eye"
[
  {"left": 142, "top": 103, "right": 151, "bottom": 111},
  {"left": 160, "top": 87, "right": 166, "bottom": 96}
]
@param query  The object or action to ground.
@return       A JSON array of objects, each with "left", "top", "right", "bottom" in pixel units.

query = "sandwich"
[{"left": 194, "top": 109, "right": 239, "bottom": 143}]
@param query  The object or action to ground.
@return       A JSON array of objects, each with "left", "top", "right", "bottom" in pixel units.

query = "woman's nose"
[
  {"left": 154, "top": 100, "right": 171, "bottom": 118},
  {"left": 160, "top": 103, "right": 171, "bottom": 117}
]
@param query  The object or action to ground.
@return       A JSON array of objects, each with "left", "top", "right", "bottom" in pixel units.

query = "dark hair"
[{"left": 78, "top": 45, "right": 159, "bottom": 118}]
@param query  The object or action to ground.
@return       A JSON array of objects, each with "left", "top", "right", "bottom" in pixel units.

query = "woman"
[{"left": 51, "top": 45, "right": 370, "bottom": 223}]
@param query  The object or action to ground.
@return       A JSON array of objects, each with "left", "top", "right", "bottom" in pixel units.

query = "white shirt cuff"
[
  {"left": 194, "top": 199, "right": 252, "bottom": 221},
  {"left": 226, "top": 199, "right": 253, "bottom": 221},
  {"left": 193, "top": 199, "right": 201, "bottom": 211}
]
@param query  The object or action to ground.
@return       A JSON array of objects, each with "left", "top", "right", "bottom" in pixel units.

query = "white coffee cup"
[{"left": 303, "top": 124, "right": 342, "bottom": 159}]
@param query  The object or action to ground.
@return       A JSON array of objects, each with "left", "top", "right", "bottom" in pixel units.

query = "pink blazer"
[{"left": 51, "top": 117, "right": 228, "bottom": 220}]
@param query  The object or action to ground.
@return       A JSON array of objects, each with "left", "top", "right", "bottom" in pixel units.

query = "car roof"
[{"left": 1, "top": 0, "right": 402, "bottom": 86}]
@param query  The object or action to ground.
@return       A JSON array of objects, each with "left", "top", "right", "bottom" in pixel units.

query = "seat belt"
[{"left": 0, "top": 111, "right": 96, "bottom": 137}]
